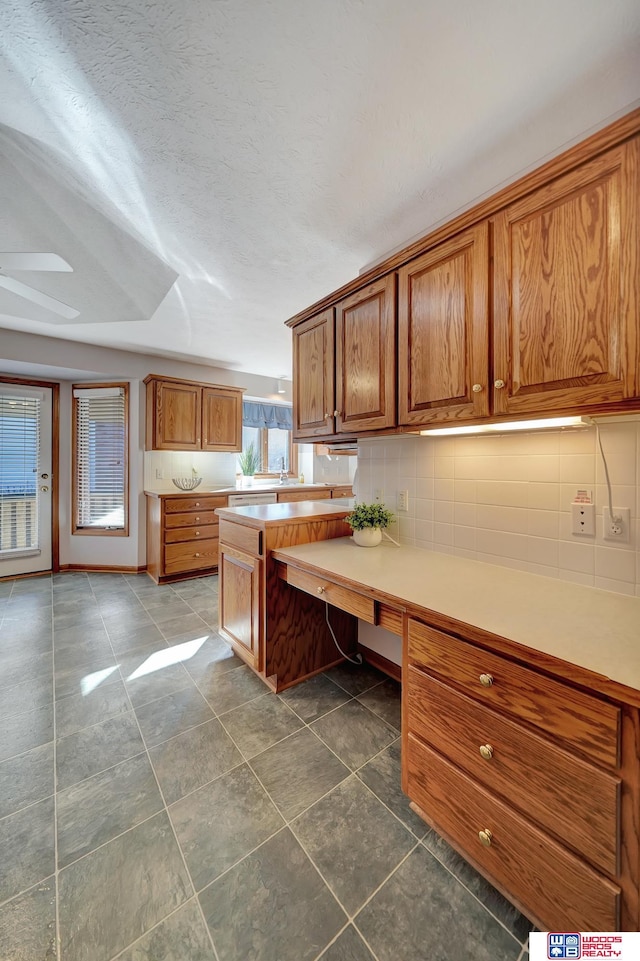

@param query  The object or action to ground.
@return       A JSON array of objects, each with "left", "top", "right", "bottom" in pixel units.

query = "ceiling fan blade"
[
  {"left": 0, "top": 253, "right": 73, "bottom": 272},
  {"left": 0, "top": 274, "right": 80, "bottom": 319}
]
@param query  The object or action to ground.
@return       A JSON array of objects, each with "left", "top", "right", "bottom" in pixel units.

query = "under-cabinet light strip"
[{"left": 419, "top": 416, "right": 591, "bottom": 436}]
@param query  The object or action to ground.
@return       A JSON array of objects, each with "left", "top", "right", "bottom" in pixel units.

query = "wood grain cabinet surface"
[
  {"left": 493, "top": 140, "right": 639, "bottom": 416},
  {"left": 146, "top": 493, "right": 227, "bottom": 584},
  {"left": 403, "top": 618, "right": 636, "bottom": 932},
  {"left": 288, "top": 113, "right": 640, "bottom": 435},
  {"left": 398, "top": 223, "right": 490, "bottom": 427},
  {"left": 292, "top": 276, "right": 395, "bottom": 440},
  {"left": 144, "top": 374, "right": 244, "bottom": 451},
  {"left": 217, "top": 505, "right": 355, "bottom": 690}
]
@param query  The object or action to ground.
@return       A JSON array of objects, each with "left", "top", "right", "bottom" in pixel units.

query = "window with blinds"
[
  {"left": 73, "top": 384, "right": 129, "bottom": 534},
  {"left": 0, "top": 392, "right": 40, "bottom": 552}
]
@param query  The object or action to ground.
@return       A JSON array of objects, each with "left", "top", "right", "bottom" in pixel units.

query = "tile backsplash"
[{"left": 356, "top": 417, "right": 640, "bottom": 596}]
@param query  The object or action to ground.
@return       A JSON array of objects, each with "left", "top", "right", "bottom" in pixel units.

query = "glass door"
[{"left": 0, "top": 385, "right": 53, "bottom": 577}]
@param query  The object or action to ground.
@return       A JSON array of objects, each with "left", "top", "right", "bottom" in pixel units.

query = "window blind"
[
  {"left": 73, "top": 385, "right": 127, "bottom": 531},
  {"left": 0, "top": 393, "right": 40, "bottom": 552}
]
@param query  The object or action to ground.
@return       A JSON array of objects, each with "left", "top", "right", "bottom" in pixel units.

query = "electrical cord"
[
  {"left": 325, "top": 601, "right": 363, "bottom": 665},
  {"left": 594, "top": 421, "right": 621, "bottom": 525},
  {"left": 382, "top": 530, "right": 401, "bottom": 546}
]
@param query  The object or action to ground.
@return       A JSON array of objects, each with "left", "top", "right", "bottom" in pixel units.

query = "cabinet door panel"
[
  {"left": 219, "top": 545, "right": 262, "bottom": 670},
  {"left": 398, "top": 223, "right": 489, "bottom": 425},
  {"left": 335, "top": 275, "right": 396, "bottom": 433},
  {"left": 202, "top": 388, "right": 242, "bottom": 451},
  {"left": 155, "top": 382, "right": 202, "bottom": 450},
  {"left": 493, "top": 141, "right": 639, "bottom": 414},
  {"left": 293, "top": 309, "right": 335, "bottom": 438}
]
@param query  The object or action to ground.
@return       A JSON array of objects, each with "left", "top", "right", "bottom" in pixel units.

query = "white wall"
[
  {"left": 1, "top": 328, "right": 291, "bottom": 570},
  {"left": 357, "top": 416, "right": 640, "bottom": 597}
]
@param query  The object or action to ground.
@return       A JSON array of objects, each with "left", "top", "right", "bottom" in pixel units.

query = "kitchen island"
[{"left": 271, "top": 536, "right": 640, "bottom": 935}]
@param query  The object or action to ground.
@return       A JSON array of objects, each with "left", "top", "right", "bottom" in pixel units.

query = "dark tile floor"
[{"left": 0, "top": 571, "right": 533, "bottom": 961}]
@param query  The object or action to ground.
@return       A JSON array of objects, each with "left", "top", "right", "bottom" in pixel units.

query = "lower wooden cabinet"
[
  {"left": 404, "top": 618, "right": 629, "bottom": 932},
  {"left": 218, "top": 544, "right": 262, "bottom": 670},
  {"left": 146, "top": 493, "right": 227, "bottom": 584},
  {"left": 217, "top": 504, "right": 355, "bottom": 691}
]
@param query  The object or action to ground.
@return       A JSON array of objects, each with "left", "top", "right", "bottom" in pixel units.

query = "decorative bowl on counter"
[{"left": 172, "top": 477, "right": 202, "bottom": 491}]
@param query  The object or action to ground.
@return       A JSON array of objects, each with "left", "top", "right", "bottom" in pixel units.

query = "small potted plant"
[
  {"left": 345, "top": 502, "right": 394, "bottom": 547},
  {"left": 238, "top": 443, "right": 261, "bottom": 487}
]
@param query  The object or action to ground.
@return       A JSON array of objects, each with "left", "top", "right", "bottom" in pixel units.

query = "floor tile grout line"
[
  {"left": 51, "top": 579, "right": 62, "bottom": 961},
  {"left": 99, "top": 589, "right": 223, "bottom": 961},
  {"left": 105, "top": 894, "right": 216, "bottom": 961},
  {"left": 416, "top": 832, "right": 530, "bottom": 946}
]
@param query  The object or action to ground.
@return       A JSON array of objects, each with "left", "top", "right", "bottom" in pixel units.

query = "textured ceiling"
[{"left": 1, "top": 0, "right": 639, "bottom": 378}]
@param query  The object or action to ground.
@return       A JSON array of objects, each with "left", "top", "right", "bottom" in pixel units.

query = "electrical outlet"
[
  {"left": 603, "top": 507, "right": 631, "bottom": 542},
  {"left": 397, "top": 489, "right": 409, "bottom": 512},
  {"left": 155, "top": 467, "right": 164, "bottom": 480},
  {"left": 571, "top": 503, "right": 595, "bottom": 536},
  {"left": 374, "top": 488, "right": 384, "bottom": 502}
]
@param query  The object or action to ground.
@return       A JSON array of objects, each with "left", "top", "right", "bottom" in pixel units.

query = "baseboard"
[
  {"left": 59, "top": 564, "right": 148, "bottom": 574},
  {"left": 358, "top": 645, "right": 402, "bottom": 683},
  {"left": 0, "top": 569, "right": 53, "bottom": 583}
]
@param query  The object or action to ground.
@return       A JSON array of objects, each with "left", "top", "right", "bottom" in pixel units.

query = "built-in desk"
[{"left": 272, "top": 537, "right": 640, "bottom": 933}]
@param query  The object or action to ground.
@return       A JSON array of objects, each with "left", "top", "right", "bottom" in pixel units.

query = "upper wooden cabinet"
[
  {"left": 398, "top": 223, "right": 490, "bottom": 427},
  {"left": 493, "top": 140, "right": 639, "bottom": 416},
  {"left": 292, "top": 278, "right": 396, "bottom": 440},
  {"left": 202, "top": 386, "right": 243, "bottom": 451},
  {"left": 287, "top": 113, "right": 640, "bottom": 435},
  {"left": 292, "top": 308, "right": 335, "bottom": 439},
  {"left": 335, "top": 274, "right": 396, "bottom": 433},
  {"left": 145, "top": 375, "right": 244, "bottom": 451}
]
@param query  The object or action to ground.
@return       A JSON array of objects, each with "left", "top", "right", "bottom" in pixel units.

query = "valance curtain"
[{"left": 242, "top": 401, "right": 293, "bottom": 430}]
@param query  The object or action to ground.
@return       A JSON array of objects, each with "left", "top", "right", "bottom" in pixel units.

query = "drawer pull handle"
[
  {"left": 194, "top": 552, "right": 201, "bottom": 558},
  {"left": 317, "top": 586, "right": 325, "bottom": 594},
  {"left": 472, "top": 383, "right": 483, "bottom": 393},
  {"left": 195, "top": 502, "right": 200, "bottom": 506},
  {"left": 479, "top": 673, "right": 494, "bottom": 687},
  {"left": 479, "top": 744, "right": 494, "bottom": 760},
  {"left": 195, "top": 531, "right": 200, "bottom": 535},
  {"left": 478, "top": 829, "right": 493, "bottom": 847},
  {"left": 195, "top": 516, "right": 200, "bottom": 521},
  {"left": 494, "top": 379, "right": 505, "bottom": 390}
]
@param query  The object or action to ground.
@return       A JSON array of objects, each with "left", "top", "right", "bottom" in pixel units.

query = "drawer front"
[
  {"left": 408, "top": 620, "right": 620, "bottom": 768},
  {"left": 286, "top": 566, "right": 375, "bottom": 622},
  {"left": 407, "top": 735, "right": 620, "bottom": 932},
  {"left": 331, "top": 487, "right": 353, "bottom": 498},
  {"left": 164, "top": 538, "right": 218, "bottom": 575},
  {"left": 219, "top": 519, "right": 262, "bottom": 557},
  {"left": 408, "top": 667, "right": 620, "bottom": 876},
  {"left": 164, "top": 524, "right": 218, "bottom": 545},
  {"left": 164, "top": 495, "right": 227, "bottom": 513},
  {"left": 164, "top": 510, "right": 218, "bottom": 529},
  {"left": 277, "top": 489, "right": 332, "bottom": 502}
]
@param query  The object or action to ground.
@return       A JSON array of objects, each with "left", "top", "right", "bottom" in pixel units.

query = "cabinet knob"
[
  {"left": 195, "top": 501, "right": 200, "bottom": 506},
  {"left": 479, "top": 673, "right": 494, "bottom": 687},
  {"left": 326, "top": 412, "right": 332, "bottom": 419},
  {"left": 195, "top": 516, "right": 200, "bottom": 521},
  {"left": 494, "top": 379, "right": 505, "bottom": 389},
  {"left": 194, "top": 552, "right": 201, "bottom": 558},
  {"left": 333, "top": 410, "right": 340, "bottom": 418},
  {"left": 479, "top": 744, "right": 494, "bottom": 760},
  {"left": 316, "top": 586, "right": 325, "bottom": 594},
  {"left": 195, "top": 531, "right": 200, "bottom": 536},
  {"left": 472, "top": 383, "right": 483, "bottom": 393},
  {"left": 478, "top": 829, "right": 493, "bottom": 847}
]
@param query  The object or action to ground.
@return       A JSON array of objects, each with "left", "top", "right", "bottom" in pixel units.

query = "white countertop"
[{"left": 272, "top": 538, "right": 640, "bottom": 697}]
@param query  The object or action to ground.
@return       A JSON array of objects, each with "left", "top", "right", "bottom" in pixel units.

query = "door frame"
[{"left": 0, "top": 375, "right": 60, "bottom": 575}]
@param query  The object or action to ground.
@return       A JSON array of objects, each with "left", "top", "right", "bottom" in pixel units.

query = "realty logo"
[{"left": 548, "top": 933, "right": 582, "bottom": 959}]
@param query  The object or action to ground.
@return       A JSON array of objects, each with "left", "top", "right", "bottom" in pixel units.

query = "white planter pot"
[
  {"left": 352, "top": 527, "right": 383, "bottom": 547},
  {"left": 241, "top": 474, "right": 254, "bottom": 488}
]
